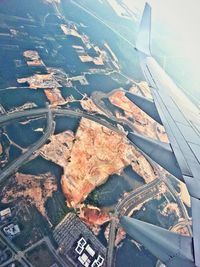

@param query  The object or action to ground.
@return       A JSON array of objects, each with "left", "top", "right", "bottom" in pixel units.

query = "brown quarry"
[
  {"left": 109, "top": 89, "right": 168, "bottom": 142},
  {"left": 7, "top": 78, "right": 168, "bottom": 232},
  {"left": 37, "top": 83, "right": 167, "bottom": 230},
  {"left": 40, "top": 130, "right": 75, "bottom": 169},
  {"left": 40, "top": 117, "right": 156, "bottom": 209}
]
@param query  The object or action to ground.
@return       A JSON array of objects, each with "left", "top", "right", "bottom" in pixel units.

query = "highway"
[
  {"left": 0, "top": 105, "right": 126, "bottom": 267},
  {"left": 0, "top": 108, "right": 48, "bottom": 126},
  {"left": 116, "top": 178, "right": 162, "bottom": 215},
  {"left": 106, "top": 178, "right": 162, "bottom": 267},
  {"left": 106, "top": 215, "right": 118, "bottom": 267},
  {"left": 163, "top": 175, "right": 192, "bottom": 235},
  {"left": 0, "top": 107, "right": 123, "bottom": 134},
  {"left": 91, "top": 90, "right": 135, "bottom": 132},
  {"left": 106, "top": 172, "right": 192, "bottom": 267},
  {"left": 0, "top": 107, "right": 126, "bottom": 185},
  {"left": 54, "top": 108, "right": 123, "bottom": 134},
  {"left": 0, "top": 106, "right": 191, "bottom": 267},
  {"left": 0, "top": 109, "right": 54, "bottom": 184}
]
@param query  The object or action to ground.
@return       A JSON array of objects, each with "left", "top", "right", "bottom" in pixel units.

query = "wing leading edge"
[{"left": 122, "top": 3, "right": 200, "bottom": 267}]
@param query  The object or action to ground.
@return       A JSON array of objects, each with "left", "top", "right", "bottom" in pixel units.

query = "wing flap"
[{"left": 121, "top": 217, "right": 195, "bottom": 267}]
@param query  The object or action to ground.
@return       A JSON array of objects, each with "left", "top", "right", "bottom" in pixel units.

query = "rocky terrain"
[
  {"left": 79, "top": 205, "right": 110, "bottom": 234},
  {"left": 40, "top": 130, "right": 75, "bottom": 168}
]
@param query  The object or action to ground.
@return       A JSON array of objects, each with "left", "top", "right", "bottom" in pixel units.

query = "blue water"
[
  {"left": 60, "top": 0, "right": 143, "bottom": 81},
  {"left": 0, "top": 88, "right": 47, "bottom": 111},
  {"left": 9, "top": 144, "right": 22, "bottom": 162},
  {"left": 60, "top": 87, "right": 82, "bottom": 100},
  {"left": 6, "top": 118, "right": 45, "bottom": 148},
  {"left": 85, "top": 165, "right": 145, "bottom": 208},
  {"left": 54, "top": 116, "right": 80, "bottom": 134},
  {"left": 116, "top": 239, "right": 157, "bottom": 267},
  {"left": 19, "top": 155, "right": 63, "bottom": 179},
  {"left": 132, "top": 196, "right": 179, "bottom": 229}
]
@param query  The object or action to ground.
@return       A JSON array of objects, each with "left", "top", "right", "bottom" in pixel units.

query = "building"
[
  {"left": 53, "top": 213, "right": 106, "bottom": 267},
  {"left": 85, "top": 244, "right": 95, "bottom": 257},
  {"left": 3, "top": 223, "right": 20, "bottom": 238},
  {"left": 75, "top": 237, "right": 87, "bottom": 255},
  {"left": 0, "top": 208, "right": 11, "bottom": 222},
  {"left": 75, "top": 237, "right": 104, "bottom": 267},
  {"left": 91, "top": 255, "right": 104, "bottom": 267}
]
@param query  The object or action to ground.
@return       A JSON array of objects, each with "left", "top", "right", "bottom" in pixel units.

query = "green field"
[{"left": 45, "top": 188, "right": 73, "bottom": 226}]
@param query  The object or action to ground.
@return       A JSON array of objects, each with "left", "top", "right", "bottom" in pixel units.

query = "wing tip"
[{"left": 136, "top": 2, "right": 152, "bottom": 56}]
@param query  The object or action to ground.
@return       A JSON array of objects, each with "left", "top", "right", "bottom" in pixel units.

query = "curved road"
[
  {"left": 0, "top": 106, "right": 191, "bottom": 267},
  {"left": 0, "top": 107, "right": 125, "bottom": 184},
  {"left": 0, "top": 109, "right": 54, "bottom": 183},
  {"left": 0, "top": 108, "right": 123, "bottom": 134},
  {"left": 106, "top": 178, "right": 162, "bottom": 267},
  {"left": 0, "top": 108, "right": 48, "bottom": 126}
]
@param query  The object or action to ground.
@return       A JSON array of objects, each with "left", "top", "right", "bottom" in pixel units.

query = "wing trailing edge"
[
  {"left": 127, "top": 132, "right": 183, "bottom": 181},
  {"left": 121, "top": 216, "right": 195, "bottom": 267},
  {"left": 125, "top": 92, "right": 162, "bottom": 125}
]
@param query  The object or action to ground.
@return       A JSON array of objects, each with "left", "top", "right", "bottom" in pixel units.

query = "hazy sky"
[
  {"left": 125, "top": 0, "right": 199, "bottom": 61},
  {"left": 123, "top": 0, "right": 200, "bottom": 99}
]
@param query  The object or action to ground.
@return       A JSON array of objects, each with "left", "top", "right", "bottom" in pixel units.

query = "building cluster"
[
  {"left": 0, "top": 208, "right": 21, "bottom": 265},
  {"left": 3, "top": 223, "right": 20, "bottom": 239},
  {"left": 0, "top": 208, "right": 21, "bottom": 239},
  {"left": 75, "top": 237, "right": 104, "bottom": 267},
  {"left": 53, "top": 213, "right": 106, "bottom": 267}
]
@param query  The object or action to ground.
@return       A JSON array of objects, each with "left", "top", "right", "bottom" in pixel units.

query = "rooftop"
[{"left": 53, "top": 213, "right": 106, "bottom": 267}]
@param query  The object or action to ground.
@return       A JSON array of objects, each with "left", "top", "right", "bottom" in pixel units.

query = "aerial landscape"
[{"left": 0, "top": 0, "right": 199, "bottom": 267}]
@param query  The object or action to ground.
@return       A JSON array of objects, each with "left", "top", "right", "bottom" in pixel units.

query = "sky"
[
  {"left": 123, "top": 0, "right": 200, "bottom": 101},
  {"left": 124, "top": 0, "right": 199, "bottom": 60}
]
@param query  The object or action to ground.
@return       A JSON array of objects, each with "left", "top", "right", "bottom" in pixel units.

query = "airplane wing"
[{"left": 121, "top": 3, "right": 200, "bottom": 267}]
